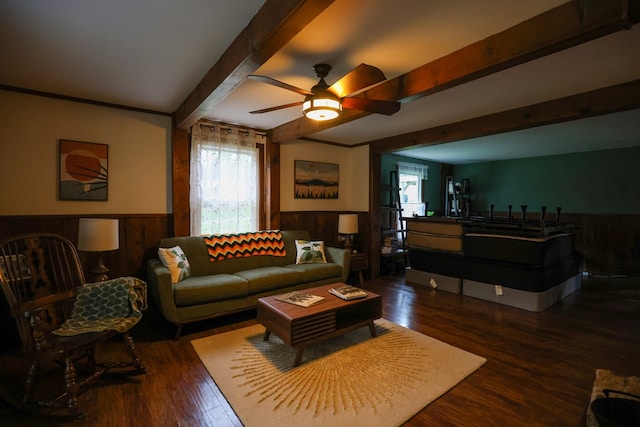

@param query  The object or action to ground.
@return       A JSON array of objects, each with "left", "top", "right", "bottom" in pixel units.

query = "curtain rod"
[{"left": 196, "top": 120, "right": 266, "bottom": 137}]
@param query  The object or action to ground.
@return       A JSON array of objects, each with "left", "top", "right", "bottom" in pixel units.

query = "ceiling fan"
[{"left": 248, "top": 63, "right": 401, "bottom": 121}]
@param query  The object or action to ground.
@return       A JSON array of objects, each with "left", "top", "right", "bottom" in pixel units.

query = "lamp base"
[
  {"left": 91, "top": 252, "right": 110, "bottom": 282},
  {"left": 91, "top": 270, "right": 110, "bottom": 282},
  {"left": 344, "top": 234, "right": 354, "bottom": 253}
]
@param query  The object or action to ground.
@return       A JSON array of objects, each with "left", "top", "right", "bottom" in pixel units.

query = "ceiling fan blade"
[
  {"left": 249, "top": 101, "right": 303, "bottom": 114},
  {"left": 248, "top": 75, "right": 313, "bottom": 96},
  {"left": 329, "top": 63, "right": 387, "bottom": 98},
  {"left": 342, "top": 97, "right": 401, "bottom": 116}
]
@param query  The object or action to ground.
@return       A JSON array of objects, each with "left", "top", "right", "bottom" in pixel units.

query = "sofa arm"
[
  {"left": 326, "top": 246, "right": 351, "bottom": 282},
  {"left": 146, "top": 259, "right": 179, "bottom": 323}
]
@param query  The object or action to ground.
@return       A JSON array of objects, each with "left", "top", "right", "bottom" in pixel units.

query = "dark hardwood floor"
[{"left": 1, "top": 274, "right": 639, "bottom": 426}]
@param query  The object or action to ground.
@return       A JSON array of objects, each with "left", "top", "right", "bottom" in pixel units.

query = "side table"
[{"left": 350, "top": 252, "right": 368, "bottom": 288}]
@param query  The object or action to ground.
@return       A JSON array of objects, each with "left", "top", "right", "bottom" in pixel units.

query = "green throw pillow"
[
  {"left": 158, "top": 245, "right": 191, "bottom": 284},
  {"left": 295, "top": 240, "right": 327, "bottom": 264}
]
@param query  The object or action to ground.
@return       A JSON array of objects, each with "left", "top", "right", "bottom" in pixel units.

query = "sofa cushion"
[
  {"left": 173, "top": 274, "right": 249, "bottom": 306},
  {"left": 157, "top": 246, "right": 191, "bottom": 284},
  {"left": 234, "top": 266, "right": 303, "bottom": 294},
  {"left": 285, "top": 262, "right": 343, "bottom": 283},
  {"left": 295, "top": 240, "right": 327, "bottom": 264}
]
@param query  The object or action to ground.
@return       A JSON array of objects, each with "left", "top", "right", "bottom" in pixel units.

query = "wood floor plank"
[{"left": 0, "top": 275, "right": 638, "bottom": 426}]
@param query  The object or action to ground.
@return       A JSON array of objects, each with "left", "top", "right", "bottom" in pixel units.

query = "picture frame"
[
  {"left": 294, "top": 160, "right": 338, "bottom": 199},
  {"left": 59, "top": 139, "right": 108, "bottom": 201}
]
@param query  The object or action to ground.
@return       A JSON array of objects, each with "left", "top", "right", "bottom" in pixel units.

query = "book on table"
[
  {"left": 275, "top": 291, "right": 325, "bottom": 307},
  {"left": 329, "top": 285, "right": 368, "bottom": 300}
]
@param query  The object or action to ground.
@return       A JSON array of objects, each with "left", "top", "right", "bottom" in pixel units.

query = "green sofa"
[{"left": 146, "top": 230, "right": 350, "bottom": 338}]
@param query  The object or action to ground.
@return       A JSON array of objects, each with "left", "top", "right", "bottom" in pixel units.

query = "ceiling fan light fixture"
[{"left": 302, "top": 96, "right": 342, "bottom": 121}]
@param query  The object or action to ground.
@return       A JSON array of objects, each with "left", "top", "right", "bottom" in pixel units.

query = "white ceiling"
[{"left": 2, "top": 0, "right": 639, "bottom": 164}]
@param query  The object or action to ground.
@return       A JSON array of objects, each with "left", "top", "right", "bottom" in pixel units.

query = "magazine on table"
[
  {"left": 329, "top": 285, "right": 368, "bottom": 300},
  {"left": 275, "top": 291, "right": 325, "bottom": 307}
]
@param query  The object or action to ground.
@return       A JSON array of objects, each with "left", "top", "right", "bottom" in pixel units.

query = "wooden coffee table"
[{"left": 257, "top": 283, "right": 382, "bottom": 366}]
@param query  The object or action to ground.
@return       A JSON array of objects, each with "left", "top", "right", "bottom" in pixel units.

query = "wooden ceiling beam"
[
  {"left": 369, "top": 79, "right": 640, "bottom": 154},
  {"left": 173, "top": 0, "right": 334, "bottom": 130},
  {"left": 271, "top": 0, "right": 634, "bottom": 143}
]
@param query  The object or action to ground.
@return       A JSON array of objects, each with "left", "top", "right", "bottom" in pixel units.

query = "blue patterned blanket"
[{"left": 53, "top": 276, "right": 146, "bottom": 336}]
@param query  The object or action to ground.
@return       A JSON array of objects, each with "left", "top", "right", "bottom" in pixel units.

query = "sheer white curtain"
[
  {"left": 397, "top": 161, "right": 429, "bottom": 216},
  {"left": 397, "top": 161, "right": 429, "bottom": 181},
  {"left": 190, "top": 123, "right": 259, "bottom": 236}
]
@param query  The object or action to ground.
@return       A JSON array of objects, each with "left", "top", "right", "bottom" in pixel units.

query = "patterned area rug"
[
  {"left": 191, "top": 319, "right": 486, "bottom": 427},
  {"left": 586, "top": 369, "right": 640, "bottom": 427}
]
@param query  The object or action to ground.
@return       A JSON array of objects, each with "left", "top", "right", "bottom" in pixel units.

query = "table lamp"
[
  {"left": 77, "top": 218, "right": 119, "bottom": 281},
  {"left": 338, "top": 214, "right": 358, "bottom": 253}
]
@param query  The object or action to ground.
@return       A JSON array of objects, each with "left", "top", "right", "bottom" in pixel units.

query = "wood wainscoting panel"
[
  {"left": 0, "top": 214, "right": 171, "bottom": 279},
  {"left": 279, "top": 211, "right": 370, "bottom": 254}
]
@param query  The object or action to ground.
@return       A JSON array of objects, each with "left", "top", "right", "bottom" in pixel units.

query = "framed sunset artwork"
[
  {"left": 294, "top": 160, "right": 339, "bottom": 199},
  {"left": 59, "top": 139, "right": 108, "bottom": 201}
]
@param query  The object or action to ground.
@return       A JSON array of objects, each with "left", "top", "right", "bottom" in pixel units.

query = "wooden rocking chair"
[{"left": 0, "top": 233, "right": 147, "bottom": 418}]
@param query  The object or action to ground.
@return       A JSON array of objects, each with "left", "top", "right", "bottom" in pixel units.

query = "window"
[
  {"left": 190, "top": 124, "right": 262, "bottom": 235},
  {"left": 397, "top": 161, "right": 429, "bottom": 216}
]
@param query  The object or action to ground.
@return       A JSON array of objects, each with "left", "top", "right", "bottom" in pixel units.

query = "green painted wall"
[
  {"left": 454, "top": 146, "right": 640, "bottom": 215},
  {"left": 381, "top": 154, "right": 442, "bottom": 212}
]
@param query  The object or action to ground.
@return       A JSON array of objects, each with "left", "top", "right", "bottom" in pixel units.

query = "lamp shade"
[
  {"left": 302, "top": 96, "right": 342, "bottom": 121},
  {"left": 338, "top": 214, "right": 359, "bottom": 235},
  {"left": 77, "top": 218, "right": 119, "bottom": 252}
]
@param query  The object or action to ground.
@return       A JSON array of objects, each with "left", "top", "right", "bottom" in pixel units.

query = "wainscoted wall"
[
  {"left": 569, "top": 213, "right": 640, "bottom": 276},
  {"left": 0, "top": 214, "right": 171, "bottom": 280},
  {"left": 0, "top": 212, "right": 371, "bottom": 280},
  {"left": 279, "top": 211, "right": 370, "bottom": 254},
  {"left": 2, "top": 211, "right": 635, "bottom": 283}
]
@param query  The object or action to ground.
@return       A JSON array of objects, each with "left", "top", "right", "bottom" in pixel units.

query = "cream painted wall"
[
  {"left": 0, "top": 90, "right": 171, "bottom": 215},
  {"left": 280, "top": 140, "right": 369, "bottom": 212}
]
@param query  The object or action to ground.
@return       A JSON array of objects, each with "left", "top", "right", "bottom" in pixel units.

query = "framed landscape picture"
[
  {"left": 59, "top": 139, "right": 108, "bottom": 201},
  {"left": 294, "top": 160, "right": 338, "bottom": 199}
]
